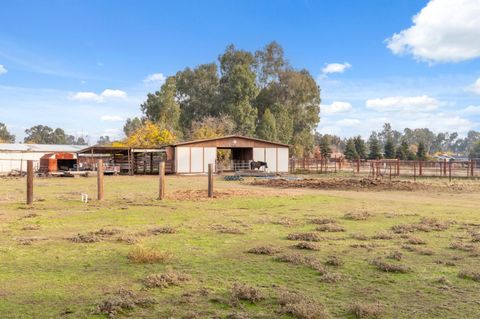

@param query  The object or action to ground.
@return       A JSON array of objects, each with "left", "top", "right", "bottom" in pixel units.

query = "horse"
[{"left": 250, "top": 161, "right": 268, "bottom": 170}]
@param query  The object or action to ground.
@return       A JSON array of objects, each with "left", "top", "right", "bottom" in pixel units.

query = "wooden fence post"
[
  {"left": 397, "top": 159, "right": 400, "bottom": 176},
  {"left": 449, "top": 162, "right": 452, "bottom": 182},
  {"left": 208, "top": 163, "right": 214, "bottom": 198},
  {"left": 413, "top": 161, "right": 416, "bottom": 182},
  {"left": 443, "top": 159, "right": 447, "bottom": 176},
  {"left": 159, "top": 161, "right": 165, "bottom": 200},
  {"left": 97, "top": 159, "right": 104, "bottom": 200},
  {"left": 357, "top": 159, "right": 360, "bottom": 173},
  {"left": 26, "top": 160, "right": 34, "bottom": 205},
  {"left": 419, "top": 161, "right": 423, "bottom": 176},
  {"left": 471, "top": 159, "right": 474, "bottom": 177}
]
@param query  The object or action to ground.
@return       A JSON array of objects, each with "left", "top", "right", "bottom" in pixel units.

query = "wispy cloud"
[
  {"left": 322, "top": 101, "right": 352, "bottom": 114},
  {"left": 144, "top": 72, "right": 166, "bottom": 85},
  {"left": 365, "top": 95, "right": 440, "bottom": 112},
  {"left": 0, "top": 64, "right": 7, "bottom": 75},
  {"left": 70, "top": 89, "right": 127, "bottom": 102},
  {"left": 101, "top": 115, "right": 124, "bottom": 121},
  {"left": 466, "top": 78, "right": 480, "bottom": 94},
  {"left": 321, "top": 62, "right": 351, "bottom": 76}
]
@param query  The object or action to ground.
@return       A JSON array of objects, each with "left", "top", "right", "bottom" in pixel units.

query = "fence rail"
[{"left": 289, "top": 158, "right": 480, "bottom": 179}]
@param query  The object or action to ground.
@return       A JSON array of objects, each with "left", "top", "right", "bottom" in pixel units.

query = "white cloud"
[
  {"left": 101, "top": 115, "right": 124, "bottom": 121},
  {"left": 71, "top": 89, "right": 127, "bottom": 102},
  {"left": 467, "top": 78, "right": 480, "bottom": 94},
  {"left": 386, "top": 0, "right": 480, "bottom": 63},
  {"left": 321, "top": 62, "right": 351, "bottom": 75},
  {"left": 336, "top": 118, "right": 360, "bottom": 127},
  {"left": 144, "top": 73, "right": 166, "bottom": 84},
  {"left": 366, "top": 95, "right": 440, "bottom": 112},
  {"left": 462, "top": 105, "right": 480, "bottom": 115},
  {"left": 322, "top": 101, "right": 352, "bottom": 114},
  {"left": 0, "top": 65, "right": 7, "bottom": 75}
]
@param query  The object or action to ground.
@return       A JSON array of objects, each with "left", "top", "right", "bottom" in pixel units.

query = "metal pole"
[
  {"left": 97, "top": 159, "right": 104, "bottom": 200},
  {"left": 159, "top": 161, "right": 165, "bottom": 200},
  {"left": 449, "top": 162, "right": 452, "bottom": 182},
  {"left": 208, "top": 163, "right": 214, "bottom": 198},
  {"left": 26, "top": 160, "right": 33, "bottom": 205}
]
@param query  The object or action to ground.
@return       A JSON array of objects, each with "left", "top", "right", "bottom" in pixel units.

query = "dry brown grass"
[
  {"left": 458, "top": 269, "right": 480, "bottom": 282},
  {"left": 294, "top": 242, "right": 319, "bottom": 251},
  {"left": 348, "top": 302, "right": 383, "bottom": 319},
  {"left": 231, "top": 282, "right": 263, "bottom": 303},
  {"left": 387, "top": 250, "right": 403, "bottom": 261},
  {"left": 127, "top": 246, "right": 172, "bottom": 264},
  {"left": 449, "top": 241, "right": 477, "bottom": 252},
  {"left": 325, "top": 255, "right": 343, "bottom": 267},
  {"left": 405, "top": 236, "right": 426, "bottom": 245},
  {"left": 210, "top": 224, "right": 245, "bottom": 234},
  {"left": 96, "top": 288, "right": 156, "bottom": 318},
  {"left": 143, "top": 271, "right": 190, "bottom": 288},
  {"left": 116, "top": 234, "right": 139, "bottom": 244},
  {"left": 68, "top": 233, "right": 100, "bottom": 243},
  {"left": 94, "top": 227, "right": 123, "bottom": 237},
  {"left": 278, "top": 290, "right": 330, "bottom": 319},
  {"left": 319, "top": 272, "right": 342, "bottom": 283},
  {"left": 148, "top": 226, "right": 177, "bottom": 235},
  {"left": 343, "top": 210, "right": 373, "bottom": 221},
  {"left": 21, "top": 225, "right": 40, "bottom": 231},
  {"left": 275, "top": 253, "right": 327, "bottom": 274},
  {"left": 370, "top": 259, "right": 410, "bottom": 273},
  {"left": 310, "top": 217, "right": 336, "bottom": 225},
  {"left": 247, "top": 245, "right": 281, "bottom": 255},
  {"left": 287, "top": 232, "right": 322, "bottom": 242},
  {"left": 351, "top": 233, "right": 369, "bottom": 241},
  {"left": 316, "top": 223, "right": 345, "bottom": 232},
  {"left": 402, "top": 245, "right": 434, "bottom": 255},
  {"left": 371, "top": 231, "right": 394, "bottom": 240}
]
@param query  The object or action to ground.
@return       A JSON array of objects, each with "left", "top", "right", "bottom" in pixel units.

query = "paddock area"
[{"left": 1, "top": 175, "right": 480, "bottom": 318}]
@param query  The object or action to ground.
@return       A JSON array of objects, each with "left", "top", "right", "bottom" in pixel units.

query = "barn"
[
  {"left": 0, "top": 144, "right": 84, "bottom": 174},
  {"left": 164, "top": 135, "right": 289, "bottom": 174}
]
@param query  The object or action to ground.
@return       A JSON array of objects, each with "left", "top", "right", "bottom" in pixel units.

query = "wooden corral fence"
[{"left": 289, "top": 158, "right": 480, "bottom": 179}]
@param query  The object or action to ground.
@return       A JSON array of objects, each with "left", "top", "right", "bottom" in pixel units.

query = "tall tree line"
[
  {"left": 127, "top": 42, "right": 321, "bottom": 156},
  {"left": 316, "top": 123, "right": 480, "bottom": 160}
]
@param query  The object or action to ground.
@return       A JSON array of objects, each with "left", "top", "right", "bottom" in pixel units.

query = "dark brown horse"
[{"left": 250, "top": 161, "right": 268, "bottom": 170}]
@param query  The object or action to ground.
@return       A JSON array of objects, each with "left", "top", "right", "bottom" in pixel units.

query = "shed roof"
[
  {"left": 171, "top": 135, "right": 289, "bottom": 147},
  {"left": 0, "top": 143, "right": 85, "bottom": 153}
]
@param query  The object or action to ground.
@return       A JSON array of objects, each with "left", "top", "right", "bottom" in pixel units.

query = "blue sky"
[{"left": 1, "top": 0, "right": 479, "bottom": 143}]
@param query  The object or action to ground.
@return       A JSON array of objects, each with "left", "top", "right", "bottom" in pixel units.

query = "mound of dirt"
[
  {"left": 251, "top": 177, "right": 447, "bottom": 192},
  {"left": 166, "top": 189, "right": 258, "bottom": 201}
]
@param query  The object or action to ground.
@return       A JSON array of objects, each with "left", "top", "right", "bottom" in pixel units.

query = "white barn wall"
[
  {"left": 190, "top": 147, "right": 203, "bottom": 173},
  {"left": 203, "top": 147, "right": 216, "bottom": 172},
  {"left": 253, "top": 148, "right": 265, "bottom": 162},
  {"left": 176, "top": 147, "right": 190, "bottom": 173},
  {"left": 277, "top": 148, "right": 289, "bottom": 172},
  {"left": 265, "top": 148, "right": 277, "bottom": 172}
]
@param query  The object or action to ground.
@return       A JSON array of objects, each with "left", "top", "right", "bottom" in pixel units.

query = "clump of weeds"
[
  {"left": 247, "top": 245, "right": 281, "bottom": 255},
  {"left": 277, "top": 289, "right": 331, "bottom": 319},
  {"left": 287, "top": 232, "right": 322, "bottom": 242},
  {"left": 231, "top": 282, "right": 263, "bottom": 303},
  {"left": 127, "top": 246, "right": 172, "bottom": 264},
  {"left": 370, "top": 259, "right": 410, "bottom": 273},
  {"left": 143, "top": 271, "right": 190, "bottom": 288},
  {"left": 348, "top": 302, "right": 383, "bottom": 319},
  {"left": 95, "top": 288, "right": 156, "bottom": 318}
]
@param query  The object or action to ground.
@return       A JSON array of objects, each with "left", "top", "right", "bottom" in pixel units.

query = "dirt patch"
[
  {"left": 310, "top": 217, "right": 336, "bottom": 225},
  {"left": 15, "top": 236, "right": 48, "bottom": 245},
  {"left": 458, "top": 269, "right": 480, "bottom": 282},
  {"left": 21, "top": 225, "right": 40, "bottom": 231},
  {"left": 402, "top": 245, "right": 434, "bottom": 255},
  {"left": 316, "top": 224, "right": 345, "bottom": 232},
  {"left": 166, "top": 189, "right": 261, "bottom": 201},
  {"left": 251, "top": 177, "right": 450, "bottom": 192},
  {"left": 275, "top": 253, "right": 326, "bottom": 274},
  {"left": 94, "top": 227, "right": 123, "bottom": 237},
  {"left": 210, "top": 224, "right": 245, "bottom": 234}
]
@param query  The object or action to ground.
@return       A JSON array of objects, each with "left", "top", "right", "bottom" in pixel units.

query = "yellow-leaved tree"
[{"left": 123, "top": 121, "right": 176, "bottom": 147}]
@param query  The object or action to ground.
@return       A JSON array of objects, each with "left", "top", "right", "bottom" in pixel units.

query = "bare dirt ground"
[{"left": 250, "top": 177, "right": 480, "bottom": 192}]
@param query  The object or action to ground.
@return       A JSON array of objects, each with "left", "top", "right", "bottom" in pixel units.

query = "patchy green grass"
[{"left": 0, "top": 175, "right": 479, "bottom": 318}]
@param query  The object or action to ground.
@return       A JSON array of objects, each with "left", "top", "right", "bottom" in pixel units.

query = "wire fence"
[{"left": 289, "top": 158, "right": 480, "bottom": 180}]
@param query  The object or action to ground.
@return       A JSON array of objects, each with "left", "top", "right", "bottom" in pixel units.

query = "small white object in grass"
[{"left": 81, "top": 193, "right": 89, "bottom": 203}]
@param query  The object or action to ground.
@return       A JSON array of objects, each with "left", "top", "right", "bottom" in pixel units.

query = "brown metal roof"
[{"left": 170, "top": 135, "right": 289, "bottom": 147}]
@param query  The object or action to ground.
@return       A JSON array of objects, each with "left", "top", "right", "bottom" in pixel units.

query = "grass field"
[{"left": 1, "top": 175, "right": 479, "bottom": 319}]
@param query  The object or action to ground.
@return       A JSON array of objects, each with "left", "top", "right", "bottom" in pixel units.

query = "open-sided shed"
[{"left": 165, "top": 135, "right": 289, "bottom": 174}]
